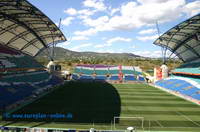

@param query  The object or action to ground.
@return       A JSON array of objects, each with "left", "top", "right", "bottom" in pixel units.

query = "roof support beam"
[
  {"left": 6, "top": 30, "right": 30, "bottom": 45},
  {"left": 0, "top": 0, "right": 66, "bottom": 57},
  {"left": 172, "top": 33, "right": 197, "bottom": 54},
  {"left": 154, "top": 14, "right": 200, "bottom": 62},
  {"left": 161, "top": 37, "right": 182, "bottom": 44},
  {"left": 171, "top": 51, "right": 185, "bottom": 62},
  {"left": 158, "top": 44, "right": 185, "bottom": 62},
  {"left": 186, "top": 56, "right": 200, "bottom": 62},
  {"left": 170, "top": 16, "right": 200, "bottom": 57},
  {"left": 21, "top": 34, "right": 60, "bottom": 50},
  {"left": 170, "top": 32, "right": 190, "bottom": 37},
  {"left": 184, "top": 44, "right": 200, "bottom": 58},
  {"left": 6, "top": 27, "right": 54, "bottom": 46},
  {"left": 0, "top": 12, "right": 48, "bottom": 48},
  {"left": 169, "top": 42, "right": 200, "bottom": 62},
  {"left": 0, "top": 23, "right": 18, "bottom": 35}
]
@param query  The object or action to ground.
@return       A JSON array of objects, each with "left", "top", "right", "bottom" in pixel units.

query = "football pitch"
[{"left": 1, "top": 82, "right": 200, "bottom": 131}]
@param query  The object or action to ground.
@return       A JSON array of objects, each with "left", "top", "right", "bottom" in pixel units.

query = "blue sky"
[{"left": 28, "top": 0, "right": 200, "bottom": 57}]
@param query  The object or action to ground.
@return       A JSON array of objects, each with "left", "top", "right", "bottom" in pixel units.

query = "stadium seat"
[
  {"left": 192, "top": 94, "right": 200, "bottom": 100},
  {"left": 0, "top": 83, "right": 35, "bottom": 108},
  {"left": 138, "top": 76, "right": 145, "bottom": 81},
  {"left": 94, "top": 75, "right": 107, "bottom": 81},
  {"left": 95, "top": 70, "right": 108, "bottom": 75},
  {"left": 155, "top": 78, "right": 200, "bottom": 101},
  {"left": 124, "top": 75, "right": 136, "bottom": 81},
  {"left": 109, "top": 70, "right": 119, "bottom": 74},
  {"left": 180, "top": 87, "right": 199, "bottom": 96},
  {"left": 73, "top": 65, "right": 144, "bottom": 82},
  {"left": 79, "top": 75, "right": 94, "bottom": 80},
  {"left": 0, "top": 46, "right": 43, "bottom": 72},
  {"left": 0, "top": 70, "right": 63, "bottom": 109},
  {"left": 72, "top": 74, "right": 79, "bottom": 80},
  {"left": 109, "top": 76, "right": 119, "bottom": 81}
]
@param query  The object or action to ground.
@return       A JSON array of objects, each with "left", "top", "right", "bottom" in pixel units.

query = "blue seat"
[
  {"left": 0, "top": 46, "right": 63, "bottom": 109},
  {"left": 155, "top": 78, "right": 200, "bottom": 101},
  {"left": 0, "top": 72, "right": 63, "bottom": 109},
  {"left": 0, "top": 84, "right": 35, "bottom": 107},
  {"left": 110, "top": 76, "right": 119, "bottom": 81},
  {"left": 79, "top": 75, "right": 93, "bottom": 80},
  {"left": 125, "top": 75, "right": 136, "bottom": 81},
  {"left": 138, "top": 76, "right": 145, "bottom": 81},
  {"left": 95, "top": 76, "right": 107, "bottom": 81},
  {"left": 72, "top": 74, "right": 79, "bottom": 80},
  {"left": 192, "top": 94, "right": 200, "bottom": 100},
  {"left": 179, "top": 87, "right": 199, "bottom": 96}
]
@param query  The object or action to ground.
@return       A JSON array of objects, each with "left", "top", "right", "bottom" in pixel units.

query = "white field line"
[
  {"left": 155, "top": 120, "right": 164, "bottom": 127},
  {"left": 0, "top": 125, "right": 122, "bottom": 131},
  {"left": 146, "top": 126, "right": 200, "bottom": 128},
  {"left": 176, "top": 111, "right": 200, "bottom": 127}
]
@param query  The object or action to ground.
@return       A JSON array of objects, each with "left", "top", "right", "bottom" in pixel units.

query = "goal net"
[{"left": 113, "top": 117, "right": 144, "bottom": 130}]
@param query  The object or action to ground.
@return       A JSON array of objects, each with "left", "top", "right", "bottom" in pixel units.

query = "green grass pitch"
[{"left": 1, "top": 81, "right": 200, "bottom": 131}]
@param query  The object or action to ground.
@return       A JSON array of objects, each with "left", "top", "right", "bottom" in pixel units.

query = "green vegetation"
[
  {"left": 36, "top": 47, "right": 182, "bottom": 73},
  {"left": 1, "top": 82, "right": 200, "bottom": 131},
  {"left": 42, "top": 58, "right": 181, "bottom": 74}
]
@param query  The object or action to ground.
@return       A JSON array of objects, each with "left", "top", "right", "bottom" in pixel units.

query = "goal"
[{"left": 113, "top": 117, "right": 144, "bottom": 130}]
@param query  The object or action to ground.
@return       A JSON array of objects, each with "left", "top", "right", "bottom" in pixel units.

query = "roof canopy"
[
  {"left": 0, "top": 0, "right": 66, "bottom": 56},
  {"left": 154, "top": 14, "right": 200, "bottom": 62}
]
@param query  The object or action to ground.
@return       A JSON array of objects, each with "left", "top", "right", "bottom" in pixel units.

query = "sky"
[{"left": 27, "top": 0, "right": 200, "bottom": 58}]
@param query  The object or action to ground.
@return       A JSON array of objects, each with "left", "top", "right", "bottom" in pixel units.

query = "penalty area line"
[
  {"left": 176, "top": 111, "right": 200, "bottom": 127},
  {"left": 155, "top": 120, "right": 164, "bottom": 127}
]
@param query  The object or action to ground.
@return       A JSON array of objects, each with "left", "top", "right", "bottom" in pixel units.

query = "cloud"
[
  {"left": 61, "top": 17, "right": 74, "bottom": 26},
  {"left": 130, "top": 45, "right": 136, "bottom": 49},
  {"left": 138, "top": 28, "right": 157, "bottom": 35},
  {"left": 78, "top": 9, "right": 96, "bottom": 16},
  {"left": 57, "top": 41, "right": 71, "bottom": 48},
  {"left": 133, "top": 50, "right": 162, "bottom": 58},
  {"left": 74, "top": 28, "right": 97, "bottom": 36},
  {"left": 94, "top": 37, "right": 132, "bottom": 48},
  {"left": 183, "top": 1, "right": 200, "bottom": 17},
  {"left": 72, "top": 36, "right": 89, "bottom": 41},
  {"left": 82, "top": 16, "right": 109, "bottom": 27},
  {"left": 55, "top": 22, "right": 59, "bottom": 26},
  {"left": 70, "top": 43, "right": 92, "bottom": 51},
  {"left": 102, "top": 37, "right": 107, "bottom": 40},
  {"left": 83, "top": 0, "right": 107, "bottom": 11},
  {"left": 137, "top": 0, "right": 171, "bottom": 5},
  {"left": 107, "top": 37, "right": 132, "bottom": 45},
  {"left": 64, "top": 8, "right": 96, "bottom": 25},
  {"left": 74, "top": 15, "right": 112, "bottom": 36},
  {"left": 64, "top": 8, "right": 77, "bottom": 15},
  {"left": 110, "top": 8, "right": 120, "bottom": 16},
  {"left": 74, "top": 0, "right": 187, "bottom": 36},
  {"left": 96, "top": 49, "right": 115, "bottom": 53},
  {"left": 137, "top": 34, "right": 159, "bottom": 41},
  {"left": 114, "top": 0, "right": 185, "bottom": 29},
  {"left": 64, "top": 8, "right": 96, "bottom": 19},
  {"left": 133, "top": 49, "right": 177, "bottom": 58},
  {"left": 94, "top": 44, "right": 105, "bottom": 48},
  {"left": 95, "top": 48, "right": 126, "bottom": 53}
]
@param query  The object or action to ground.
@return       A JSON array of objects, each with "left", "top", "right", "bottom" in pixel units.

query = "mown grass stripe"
[
  {"left": 1, "top": 82, "right": 200, "bottom": 131},
  {"left": 175, "top": 111, "right": 200, "bottom": 127},
  {"left": 155, "top": 120, "right": 164, "bottom": 127}
]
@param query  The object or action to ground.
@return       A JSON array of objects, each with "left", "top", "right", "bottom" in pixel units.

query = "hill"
[
  {"left": 36, "top": 47, "right": 142, "bottom": 60},
  {"left": 36, "top": 47, "right": 182, "bottom": 72}
]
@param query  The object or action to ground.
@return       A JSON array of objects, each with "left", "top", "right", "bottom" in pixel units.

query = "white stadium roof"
[
  {"left": 154, "top": 13, "right": 200, "bottom": 62},
  {"left": 0, "top": 0, "right": 66, "bottom": 56}
]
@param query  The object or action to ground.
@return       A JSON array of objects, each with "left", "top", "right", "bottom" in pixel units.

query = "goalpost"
[{"left": 113, "top": 117, "right": 144, "bottom": 130}]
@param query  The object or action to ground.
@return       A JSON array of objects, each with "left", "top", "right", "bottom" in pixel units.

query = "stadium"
[{"left": 0, "top": 0, "right": 200, "bottom": 132}]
